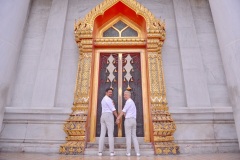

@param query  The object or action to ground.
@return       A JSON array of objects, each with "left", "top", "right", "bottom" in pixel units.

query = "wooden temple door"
[{"left": 96, "top": 52, "right": 144, "bottom": 137}]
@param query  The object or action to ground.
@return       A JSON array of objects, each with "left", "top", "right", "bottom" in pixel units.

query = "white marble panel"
[
  {"left": 172, "top": 112, "right": 214, "bottom": 121},
  {"left": 61, "top": 50, "right": 78, "bottom": 66},
  {"left": 55, "top": 85, "right": 75, "bottom": 107},
  {"left": 180, "top": 45, "right": 211, "bottom": 106},
  {"left": 163, "top": 33, "right": 179, "bottom": 49},
  {"left": 194, "top": 19, "right": 215, "bottom": 34},
  {"left": 55, "top": 48, "right": 78, "bottom": 107},
  {"left": 213, "top": 112, "right": 234, "bottom": 121},
  {"left": 31, "top": 0, "right": 68, "bottom": 108},
  {"left": 191, "top": 5, "right": 213, "bottom": 21},
  {"left": 163, "top": 65, "right": 184, "bottom": 84},
  {"left": 32, "top": 70, "right": 59, "bottom": 107},
  {"left": 174, "top": 124, "right": 215, "bottom": 140},
  {"left": 10, "top": 0, "right": 52, "bottom": 108},
  {"left": 30, "top": 0, "right": 53, "bottom": 14},
  {"left": 174, "top": 3, "right": 194, "bottom": 28},
  {"left": 166, "top": 84, "right": 186, "bottom": 107},
  {"left": 190, "top": 0, "right": 210, "bottom": 7},
  {"left": 11, "top": 56, "right": 39, "bottom": 107},
  {"left": 205, "top": 64, "right": 227, "bottom": 85},
  {"left": 3, "top": 107, "right": 70, "bottom": 121},
  {"left": 173, "top": 0, "right": 191, "bottom": 8},
  {"left": 138, "top": 0, "right": 174, "bottom": 19},
  {"left": 197, "top": 33, "right": 219, "bottom": 48},
  {"left": 21, "top": 39, "right": 45, "bottom": 53},
  {"left": 162, "top": 48, "right": 181, "bottom": 66},
  {"left": 214, "top": 124, "right": 238, "bottom": 140},
  {"left": 11, "top": 84, "right": 34, "bottom": 107},
  {"left": 165, "top": 19, "right": 177, "bottom": 34},
  {"left": 62, "top": 20, "right": 78, "bottom": 50},
  {"left": 177, "top": 28, "right": 199, "bottom": 48},
  {"left": 0, "top": 0, "right": 31, "bottom": 129},
  {"left": 173, "top": 0, "right": 212, "bottom": 108},
  {"left": 26, "top": 14, "right": 49, "bottom": 36},
  {"left": 191, "top": 0, "right": 230, "bottom": 107},
  {"left": 200, "top": 50, "right": 223, "bottom": 66},
  {"left": 183, "top": 70, "right": 210, "bottom": 107},
  {"left": 209, "top": 85, "right": 231, "bottom": 106},
  {"left": 25, "top": 123, "right": 65, "bottom": 140},
  {"left": 0, "top": 124, "right": 27, "bottom": 140},
  {"left": 67, "top": 0, "right": 101, "bottom": 20},
  {"left": 55, "top": 54, "right": 78, "bottom": 107}
]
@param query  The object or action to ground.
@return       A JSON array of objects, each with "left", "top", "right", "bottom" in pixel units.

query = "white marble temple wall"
[
  {"left": 10, "top": 0, "right": 52, "bottom": 107},
  {"left": 170, "top": 107, "right": 239, "bottom": 153},
  {"left": 1, "top": 0, "right": 238, "bottom": 154},
  {"left": 0, "top": 0, "right": 31, "bottom": 130},
  {"left": 31, "top": 0, "right": 68, "bottom": 108},
  {"left": 173, "top": 0, "right": 211, "bottom": 108},
  {"left": 9, "top": 0, "right": 230, "bottom": 109},
  {"left": 190, "top": 0, "right": 230, "bottom": 107},
  {"left": 54, "top": 0, "right": 101, "bottom": 108},
  {"left": 209, "top": 0, "right": 240, "bottom": 149},
  {"left": 139, "top": 0, "right": 187, "bottom": 108},
  {"left": 0, "top": 108, "right": 69, "bottom": 152},
  {"left": 0, "top": 108, "right": 238, "bottom": 153}
]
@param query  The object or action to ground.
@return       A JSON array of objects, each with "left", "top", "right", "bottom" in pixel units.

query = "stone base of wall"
[{"left": 0, "top": 107, "right": 239, "bottom": 154}]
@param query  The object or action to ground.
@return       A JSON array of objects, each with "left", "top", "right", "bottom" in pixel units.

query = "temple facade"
[{"left": 0, "top": 0, "right": 240, "bottom": 155}]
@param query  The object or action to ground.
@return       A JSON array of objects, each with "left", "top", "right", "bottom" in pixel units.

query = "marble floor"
[{"left": 0, "top": 152, "right": 240, "bottom": 160}]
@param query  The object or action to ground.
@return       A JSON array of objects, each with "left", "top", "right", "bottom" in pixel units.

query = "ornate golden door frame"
[
  {"left": 90, "top": 49, "right": 150, "bottom": 142},
  {"left": 60, "top": 0, "right": 179, "bottom": 155}
]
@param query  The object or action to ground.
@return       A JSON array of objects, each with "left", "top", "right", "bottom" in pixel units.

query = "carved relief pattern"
[
  {"left": 123, "top": 54, "right": 133, "bottom": 90},
  {"left": 74, "top": 0, "right": 166, "bottom": 41},
  {"left": 106, "top": 54, "right": 116, "bottom": 88},
  {"left": 94, "top": 38, "right": 146, "bottom": 46}
]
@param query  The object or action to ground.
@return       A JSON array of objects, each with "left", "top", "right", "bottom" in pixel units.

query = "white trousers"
[
  {"left": 124, "top": 118, "right": 140, "bottom": 154},
  {"left": 98, "top": 112, "right": 114, "bottom": 153}
]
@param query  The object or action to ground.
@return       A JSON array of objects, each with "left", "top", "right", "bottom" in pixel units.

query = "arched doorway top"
[{"left": 74, "top": 0, "right": 166, "bottom": 41}]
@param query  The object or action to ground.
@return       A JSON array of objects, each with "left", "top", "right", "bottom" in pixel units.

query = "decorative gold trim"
[
  {"left": 147, "top": 51, "right": 179, "bottom": 155},
  {"left": 117, "top": 53, "right": 123, "bottom": 137},
  {"left": 94, "top": 38, "right": 146, "bottom": 46},
  {"left": 74, "top": 0, "right": 166, "bottom": 41},
  {"left": 99, "top": 15, "right": 142, "bottom": 38},
  {"left": 89, "top": 49, "right": 150, "bottom": 142},
  {"left": 59, "top": 40, "right": 92, "bottom": 155},
  {"left": 60, "top": 0, "right": 179, "bottom": 155}
]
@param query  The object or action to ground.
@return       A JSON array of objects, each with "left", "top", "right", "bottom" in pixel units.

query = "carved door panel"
[{"left": 96, "top": 53, "right": 144, "bottom": 137}]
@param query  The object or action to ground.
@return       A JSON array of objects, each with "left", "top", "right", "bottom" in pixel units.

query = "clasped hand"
[{"left": 115, "top": 119, "right": 120, "bottom": 124}]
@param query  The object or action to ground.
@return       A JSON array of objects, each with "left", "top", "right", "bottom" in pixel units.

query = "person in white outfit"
[
  {"left": 98, "top": 88, "right": 118, "bottom": 156},
  {"left": 116, "top": 90, "right": 140, "bottom": 156}
]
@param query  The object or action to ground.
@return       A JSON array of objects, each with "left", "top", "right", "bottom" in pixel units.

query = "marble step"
[
  {"left": 86, "top": 143, "right": 153, "bottom": 149},
  {"left": 85, "top": 137, "right": 155, "bottom": 156},
  {"left": 93, "top": 137, "right": 147, "bottom": 143},
  {"left": 84, "top": 148, "right": 155, "bottom": 156}
]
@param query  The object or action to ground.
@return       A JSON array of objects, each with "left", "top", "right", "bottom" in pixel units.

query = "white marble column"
[
  {"left": 173, "top": 0, "right": 211, "bottom": 107},
  {"left": 0, "top": 0, "right": 31, "bottom": 130},
  {"left": 209, "top": 0, "right": 240, "bottom": 149},
  {"left": 31, "top": 0, "right": 68, "bottom": 108}
]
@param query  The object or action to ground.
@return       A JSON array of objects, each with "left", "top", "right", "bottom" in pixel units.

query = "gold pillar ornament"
[
  {"left": 60, "top": 0, "right": 179, "bottom": 155},
  {"left": 59, "top": 17, "right": 93, "bottom": 154},
  {"left": 147, "top": 23, "right": 179, "bottom": 154}
]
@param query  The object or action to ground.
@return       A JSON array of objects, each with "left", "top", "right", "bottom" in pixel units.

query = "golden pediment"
[{"left": 74, "top": 0, "right": 166, "bottom": 40}]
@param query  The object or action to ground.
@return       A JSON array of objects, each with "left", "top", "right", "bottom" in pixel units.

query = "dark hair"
[{"left": 105, "top": 88, "right": 113, "bottom": 92}]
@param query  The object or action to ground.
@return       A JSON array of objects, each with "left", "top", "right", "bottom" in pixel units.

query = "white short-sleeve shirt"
[
  {"left": 122, "top": 98, "right": 136, "bottom": 118},
  {"left": 101, "top": 95, "right": 116, "bottom": 113}
]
